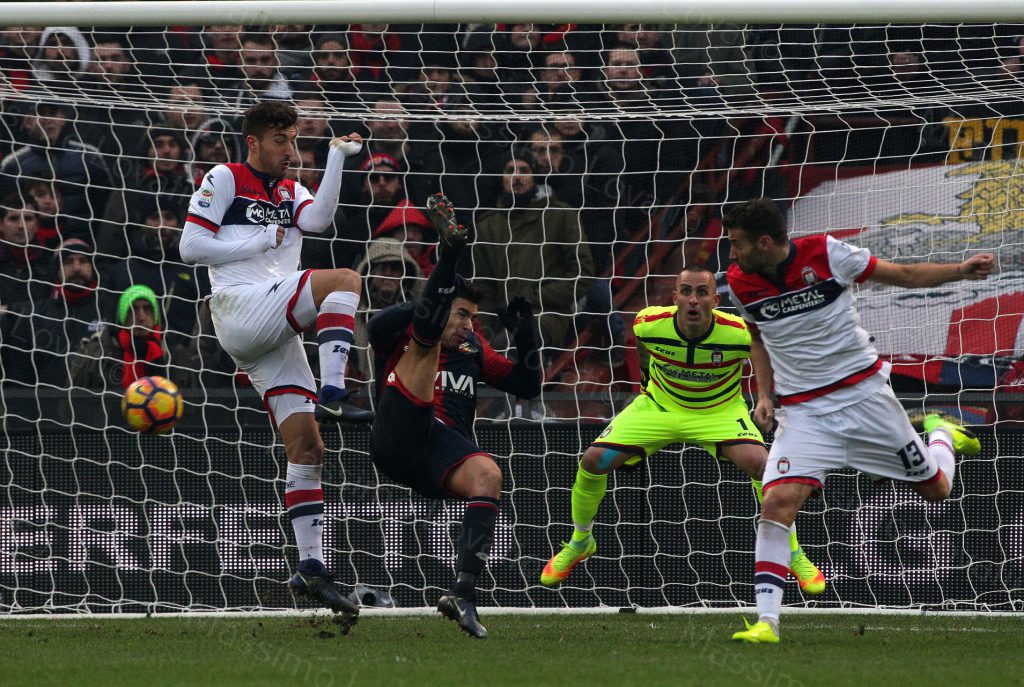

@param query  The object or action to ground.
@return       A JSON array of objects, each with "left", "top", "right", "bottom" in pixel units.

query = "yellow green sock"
[
  {"left": 571, "top": 465, "right": 607, "bottom": 543},
  {"left": 751, "top": 478, "right": 801, "bottom": 556}
]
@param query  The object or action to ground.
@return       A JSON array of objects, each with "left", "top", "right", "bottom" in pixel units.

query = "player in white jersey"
[
  {"left": 722, "top": 198, "right": 996, "bottom": 644},
  {"left": 179, "top": 101, "right": 370, "bottom": 624}
]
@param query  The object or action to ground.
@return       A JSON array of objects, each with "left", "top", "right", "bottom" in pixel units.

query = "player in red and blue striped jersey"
[{"left": 367, "top": 194, "right": 542, "bottom": 638}]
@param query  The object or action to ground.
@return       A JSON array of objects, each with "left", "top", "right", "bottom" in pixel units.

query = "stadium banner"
[
  {"left": 2, "top": 425, "right": 1022, "bottom": 614},
  {"left": 787, "top": 162, "right": 1024, "bottom": 384}
]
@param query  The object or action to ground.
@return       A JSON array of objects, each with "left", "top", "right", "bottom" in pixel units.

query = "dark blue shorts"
[{"left": 369, "top": 381, "right": 485, "bottom": 499}]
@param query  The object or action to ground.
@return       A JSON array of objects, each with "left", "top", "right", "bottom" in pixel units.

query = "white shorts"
[
  {"left": 764, "top": 384, "right": 942, "bottom": 493},
  {"left": 209, "top": 270, "right": 318, "bottom": 428}
]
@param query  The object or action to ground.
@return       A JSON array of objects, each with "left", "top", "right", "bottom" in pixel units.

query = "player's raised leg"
[
  {"left": 309, "top": 268, "right": 374, "bottom": 425},
  {"left": 279, "top": 412, "right": 360, "bottom": 623},
  {"left": 732, "top": 481, "right": 815, "bottom": 644},
  {"left": 911, "top": 414, "right": 981, "bottom": 502},
  {"left": 724, "top": 441, "right": 825, "bottom": 595}
]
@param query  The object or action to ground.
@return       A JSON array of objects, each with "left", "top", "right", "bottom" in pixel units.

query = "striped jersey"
[
  {"left": 185, "top": 162, "right": 315, "bottom": 293},
  {"left": 726, "top": 234, "right": 888, "bottom": 414},
  {"left": 633, "top": 305, "right": 751, "bottom": 411}
]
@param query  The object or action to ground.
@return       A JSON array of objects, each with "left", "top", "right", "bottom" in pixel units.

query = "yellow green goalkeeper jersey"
[{"left": 633, "top": 306, "right": 751, "bottom": 412}]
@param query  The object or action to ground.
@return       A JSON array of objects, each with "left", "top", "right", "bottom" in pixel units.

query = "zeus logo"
[{"left": 435, "top": 370, "right": 474, "bottom": 395}]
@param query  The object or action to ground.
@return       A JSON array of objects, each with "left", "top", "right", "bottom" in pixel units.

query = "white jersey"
[
  {"left": 185, "top": 162, "right": 314, "bottom": 293},
  {"left": 727, "top": 234, "right": 888, "bottom": 414}
]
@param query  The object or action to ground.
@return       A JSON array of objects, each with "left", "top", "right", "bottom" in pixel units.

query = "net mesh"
[{"left": 1, "top": 22, "right": 1024, "bottom": 612}]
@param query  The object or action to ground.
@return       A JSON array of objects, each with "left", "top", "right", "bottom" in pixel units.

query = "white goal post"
[{"left": 1, "top": 3, "right": 1024, "bottom": 616}]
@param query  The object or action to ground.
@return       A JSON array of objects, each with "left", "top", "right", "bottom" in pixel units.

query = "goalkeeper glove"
[{"left": 497, "top": 296, "right": 534, "bottom": 334}]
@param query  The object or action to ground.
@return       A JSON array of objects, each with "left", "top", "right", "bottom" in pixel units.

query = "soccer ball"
[{"left": 121, "top": 376, "right": 183, "bottom": 434}]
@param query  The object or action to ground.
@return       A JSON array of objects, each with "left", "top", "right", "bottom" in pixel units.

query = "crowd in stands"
[{"left": 0, "top": 22, "right": 1022, "bottom": 408}]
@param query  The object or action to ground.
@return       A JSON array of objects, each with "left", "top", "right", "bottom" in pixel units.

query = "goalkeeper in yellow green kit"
[{"left": 541, "top": 266, "right": 824, "bottom": 593}]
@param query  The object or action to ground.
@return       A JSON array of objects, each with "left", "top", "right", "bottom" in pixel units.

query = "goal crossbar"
[{"left": 4, "top": 0, "right": 1024, "bottom": 27}]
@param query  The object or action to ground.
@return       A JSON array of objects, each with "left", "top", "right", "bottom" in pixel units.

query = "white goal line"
[{"left": 2, "top": 606, "right": 1021, "bottom": 620}]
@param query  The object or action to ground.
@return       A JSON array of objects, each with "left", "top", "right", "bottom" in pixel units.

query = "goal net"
[{"left": 2, "top": 16, "right": 1023, "bottom": 613}]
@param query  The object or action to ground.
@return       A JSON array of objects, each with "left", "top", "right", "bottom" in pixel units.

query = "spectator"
[
  {"left": 294, "top": 93, "right": 335, "bottom": 144},
  {"left": 98, "top": 124, "right": 192, "bottom": 263},
  {"left": 0, "top": 195, "right": 49, "bottom": 308},
  {"left": 337, "top": 152, "right": 408, "bottom": 269},
  {"left": 342, "top": 98, "right": 439, "bottom": 207},
  {"left": 71, "top": 284, "right": 170, "bottom": 390},
  {"left": 471, "top": 154, "right": 594, "bottom": 350},
  {"left": 0, "top": 26, "right": 39, "bottom": 91},
  {"left": 613, "top": 24, "right": 677, "bottom": 83},
  {"left": 108, "top": 199, "right": 207, "bottom": 357},
  {"left": 527, "top": 126, "right": 582, "bottom": 208},
  {"left": 3, "top": 238, "right": 108, "bottom": 389},
  {"left": 536, "top": 49, "right": 598, "bottom": 103},
  {"left": 188, "top": 116, "right": 242, "bottom": 186},
  {"left": 0, "top": 101, "right": 112, "bottom": 226},
  {"left": 270, "top": 24, "right": 314, "bottom": 79},
  {"left": 231, "top": 31, "right": 293, "bottom": 107},
  {"left": 347, "top": 24, "right": 417, "bottom": 85},
  {"left": 371, "top": 198, "right": 438, "bottom": 277},
  {"left": 88, "top": 34, "right": 145, "bottom": 95},
  {"left": 496, "top": 23, "right": 542, "bottom": 87},
  {"left": 22, "top": 177, "right": 88, "bottom": 246},
  {"left": 436, "top": 111, "right": 509, "bottom": 212},
  {"left": 403, "top": 56, "right": 467, "bottom": 112},
  {"left": 198, "top": 24, "right": 244, "bottom": 99},
  {"left": 307, "top": 32, "right": 387, "bottom": 104},
  {"left": 351, "top": 237, "right": 423, "bottom": 380},
  {"left": 459, "top": 30, "right": 504, "bottom": 107},
  {"left": 162, "top": 73, "right": 210, "bottom": 134},
  {"left": 30, "top": 26, "right": 91, "bottom": 85}
]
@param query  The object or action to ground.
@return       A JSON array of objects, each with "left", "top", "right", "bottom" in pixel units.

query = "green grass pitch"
[{"left": 1, "top": 613, "right": 1020, "bottom": 687}]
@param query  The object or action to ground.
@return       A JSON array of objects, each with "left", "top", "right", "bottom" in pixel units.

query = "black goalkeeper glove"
[{"left": 497, "top": 296, "right": 535, "bottom": 334}]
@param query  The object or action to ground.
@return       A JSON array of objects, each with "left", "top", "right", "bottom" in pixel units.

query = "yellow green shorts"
[{"left": 591, "top": 393, "right": 764, "bottom": 466}]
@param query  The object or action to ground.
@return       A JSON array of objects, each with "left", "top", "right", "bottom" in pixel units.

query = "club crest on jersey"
[
  {"left": 599, "top": 425, "right": 613, "bottom": 438},
  {"left": 801, "top": 266, "right": 819, "bottom": 286},
  {"left": 458, "top": 340, "right": 478, "bottom": 354},
  {"left": 711, "top": 349, "right": 724, "bottom": 365},
  {"left": 277, "top": 187, "right": 291, "bottom": 201},
  {"left": 777, "top": 457, "right": 791, "bottom": 474}
]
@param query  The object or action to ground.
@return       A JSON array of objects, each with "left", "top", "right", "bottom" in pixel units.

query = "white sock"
[
  {"left": 285, "top": 463, "right": 324, "bottom": 563},
  {"left": 928, "top": 428, "right": 956, "bottom": 486},
  {"left": 755, "top": 519, "right": 791, "bottom": 627},
  {"left": 316, "top": 291, "right": 358, "bottom": 395}
]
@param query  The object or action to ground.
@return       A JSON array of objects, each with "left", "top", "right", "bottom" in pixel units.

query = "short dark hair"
[
  {"left": 681, "top": 264, "right": 715, "bottom": 279},
  {"left": 454, "top": 277, "right": 484, "bottom": 305},
  {"left": 242, "top": 101, "right": 298, "bottom": 139},
  {"left": 241, "top": 31, "right": 275, "bottom": 48},
  {"left": 722, "top": 198, "right": 788, "bottom": 244},
  {"left": 1, "top": 194, "right": 35, "bottom": 218}
]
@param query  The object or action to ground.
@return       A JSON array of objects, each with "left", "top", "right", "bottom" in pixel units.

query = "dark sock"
[
  {"left": 452, "top": 496, "right": 499, "bottom": 597},
  {"left": 411, "top": 248, "right": 463, "bottom": 346}
]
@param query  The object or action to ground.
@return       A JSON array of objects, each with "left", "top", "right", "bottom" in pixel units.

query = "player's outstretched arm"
[
  {"left": 491, "top": 297, "right": 543, "bottom": 400},
  {"left": 869, "top": 253, "right": 996, "bottom": 289},
  {"left": 366, "top": 301, "right": 415, "bottom": 353},
  {"left": 294, "top": 133, "right": 363, "bottom": 234}
]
